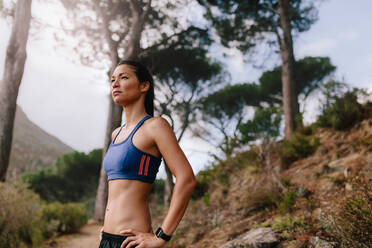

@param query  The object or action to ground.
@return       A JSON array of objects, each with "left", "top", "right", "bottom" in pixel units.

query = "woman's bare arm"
[{"left": 151, "top": 117, "right": 196, "bottom": 235}]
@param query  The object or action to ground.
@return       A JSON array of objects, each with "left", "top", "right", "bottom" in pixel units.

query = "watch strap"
[{"left": 155, "top": 227, "right": 171, "bottom": 241}]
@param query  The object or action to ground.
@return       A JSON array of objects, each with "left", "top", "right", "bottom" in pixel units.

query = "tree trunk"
[
  {"left": 93, "top": 0, "right": 151, "bottom": 222},
  {"left": 278, "top": 0, "right": 297, "bottom": 139},
  {"left": 94, "top": 92, "right": 122, "bottom": 221},
  {"left": 0, "top": 0, "right": 32, "bottom": 182}
]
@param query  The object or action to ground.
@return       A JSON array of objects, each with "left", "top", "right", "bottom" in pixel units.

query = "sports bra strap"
[
  {"left": 113, "top": 115, "right": 152, "bottom": 143},
  {"left": 129, "top": 115, "right": 152, "bottom": 138},
  {"left": 112, "top": 124, "right": 125, "bottom": 143}
]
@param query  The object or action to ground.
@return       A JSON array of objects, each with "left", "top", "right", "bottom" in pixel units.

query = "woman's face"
[{"left": 111, "top": 64, "right": 146, "bottom": 105}]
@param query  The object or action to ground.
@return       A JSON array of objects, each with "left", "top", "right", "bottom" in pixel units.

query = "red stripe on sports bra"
[
  {"left": 138, "top": 154, "right": 145, "bottom": 175},
  {"left": 144, "top": 156, "right": 150, "bottom": 176}
]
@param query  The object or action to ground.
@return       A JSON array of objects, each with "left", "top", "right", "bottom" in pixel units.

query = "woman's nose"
[{"left": 112, "top": 78, "right": 119, "bottom": 87}]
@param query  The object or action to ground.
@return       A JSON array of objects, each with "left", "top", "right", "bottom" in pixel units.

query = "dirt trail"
[{"left": 44, "top": 221, "right": 102, "bottom": 248}]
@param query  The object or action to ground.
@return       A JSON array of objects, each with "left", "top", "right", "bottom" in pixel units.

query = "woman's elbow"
[{"left": 178, "top": 174, "right": 197, "bottom": 192}]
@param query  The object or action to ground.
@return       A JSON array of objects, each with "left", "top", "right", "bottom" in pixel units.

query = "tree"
[
  {"left": 59, "top": 0, "right": 221, "bottom": 220},
  {"left": 198, "top": 0, "right": 319, "bottom": 138},
  {"left": 141, "top": 41, "right": 223, "bottom": 203},
  {"left": 197, "top": 56, "right": 334, "bottom": 160},
  {"left": 0, "top": 0, "right": 32, "bottom": 181},
  {"left": 197, "top": 83, "right": 262, "bottom": 160},
  {"left": 259, "top": 56, "right": 336, "bottom": 108},
  {"left": 239, "top": 106, "right": 285, "bottom": 191}
]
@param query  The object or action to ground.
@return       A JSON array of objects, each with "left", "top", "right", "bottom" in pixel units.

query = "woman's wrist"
[{"left": 155, "top": 227, "right": 172, "bottom": 241}]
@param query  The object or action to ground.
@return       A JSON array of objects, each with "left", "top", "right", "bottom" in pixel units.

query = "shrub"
[
  {"left": 280, "top": 134, "right": 320, "bottom": 168},
  {"left": 192, "top": 167, "right": 214, "bottom": 200},
  {"left": 277, "top": 188, "right": 297, "bottom": 214},
  {"left": 243, "top": 182, "right": 282, "bottom": 212},
  {"left": 22, "top": 149, "right": 102, "bottom": 203},
  {"left": 0, "top": 180, "right": 44, "bottom": 248},
  {"left": 203, "top": 192, "right": 210, "bottom": 207},
  {"left": 270, "top": 214, "right": 308, "bottom": 239},
  {"left": 323, "top": 171, "right": 372, "bottom": 247},
  {"left": 316, "top": 90, "right": 364, "bottom": 130},
  {"left": 41, "top": 201, "right": 88, "bottom": 233}
]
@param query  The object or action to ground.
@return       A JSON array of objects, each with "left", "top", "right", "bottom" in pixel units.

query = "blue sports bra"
[{"left": 103, "top": 115, "right": 162, "bottom": 184}]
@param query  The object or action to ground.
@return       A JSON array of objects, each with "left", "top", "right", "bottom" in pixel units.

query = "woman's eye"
[{"left": 121, "top": 76, "right": 128, "bottom": 79}]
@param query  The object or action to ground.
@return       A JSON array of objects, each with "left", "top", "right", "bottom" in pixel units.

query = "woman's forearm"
[{"left": 159, "top": 178, "right": 196, "bottom": 236}]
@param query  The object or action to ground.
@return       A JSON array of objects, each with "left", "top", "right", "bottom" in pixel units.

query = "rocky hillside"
[
  {"left": 151, "top": 104, "right": 372, "bottom": 248},
  {"left": 6, "top": 105, "right": 75, "bottom": 181}
]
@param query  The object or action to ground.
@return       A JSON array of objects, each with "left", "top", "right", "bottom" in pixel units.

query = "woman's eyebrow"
[{"left": 111, "top": 72, "right": 130, "bottom": 78}]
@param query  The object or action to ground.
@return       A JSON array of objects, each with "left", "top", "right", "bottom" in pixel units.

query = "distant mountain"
[{"left": 6, "top": 105, "right": 75, "bottom": 181}]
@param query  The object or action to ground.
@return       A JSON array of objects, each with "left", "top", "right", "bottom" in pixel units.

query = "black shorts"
[{"left": 99, "top": 231, "right": 136, "bottom": 248}]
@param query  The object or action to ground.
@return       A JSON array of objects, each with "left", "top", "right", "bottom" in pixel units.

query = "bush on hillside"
[
  {"left": 192, "top": 168, "right": 213, "bottom": 200},
  {"left": 149, "top": 179, "right": 165, "bottom": 205},
  {"left": 243, "top": 182, "right": 282, "bottom": 212},
  {"left": 41, "top": 201, "right": 88, "bottom": 234},
  {"left": 316, "top": 89, "right": 365, "bottom": 130},
  {"left": 0, "top": 181, "right": 89, "bottom": 248},
  {"left": 0, "top": 181, "right": 44, "bottom": 248},
  {"left": 22, "top": 149, "right": 102, "bottom": 203},
  {"left": 280, "top": 134, "right": 320, "bottom": 169},
  {"left": 322, "top": 171, "right": 372, "bottom": 247}
]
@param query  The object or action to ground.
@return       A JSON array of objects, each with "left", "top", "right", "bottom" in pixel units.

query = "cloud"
[
  {"left": 338, "top": 30, "right": 360, "bottom": 41},
  {"left": 298, "top": 37, "right": 337, "bottom": 56}
]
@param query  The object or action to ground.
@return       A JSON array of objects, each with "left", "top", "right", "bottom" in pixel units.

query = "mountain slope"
[
  {"left": 153, "top": 104, "right": 372, "bottom": 247},
  {"left": 6, "top": 105, "right": 75, "bottom": 181}
]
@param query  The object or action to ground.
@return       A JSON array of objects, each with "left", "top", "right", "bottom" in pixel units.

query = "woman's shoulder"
[
  {"left": 145, "top": 116, "right": 174, "bottom": 139},
  {"left": 147, "top": 116, "right": 171, "bottom": 130},
  {"left": 111, "top": 126, "right": 122, "bottom": 140}
]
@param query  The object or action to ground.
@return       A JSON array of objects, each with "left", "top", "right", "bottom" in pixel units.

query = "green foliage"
[
  {"left": 280, "top": 176, "right": 291, "bottom": 187},
  {"left": 192, "top": 168, "right": 213, "bottom": 200},
  {"left": 295, "top": 112, "right": 315, "bottom": 136},
  {"left": 199, "top": 83, "right": 262, "bottom": 119},
  {"left": 0, "top": 181, "right": 43, "bottom": 248},
  {"left": 259, "top": 56, "right": 336, "bottom": 103},
  {"left": 41, "top": 202, "right": 88, "bottom": 234},
  {"left": 280, "top": 134, "right": 320, "bottom": 168},
  {"left": 150, "top": 179, "right": 165, "bottom": 205},
  {"left": 277, "top": 188, "right": 298, "bottom": 214},
  {"left": 203, "top": 192, "right": 210, "bottom": 207},
  {"left": 323, "top": 173, "right": 372, "bottom": 247},
  {"left": 316, "top": 89, "right": 365, "bottom": 130},
  {"left": 198, "top": 0, "right": 319, "bottom": 53},
  {"left": 239, "top": 106, "right": 282, "bottom": 143},
  {"left": 0, "top": 180, "right": 88, "bottom": 247},
  {"left": 151, "top": 179, "right": 165, "bottom": 195},
  {"left": 22, "top": 149, "right": 102, "bottom": 203},
  {"left": 270, "top": 214, "right": 308, "bottom": 239}
]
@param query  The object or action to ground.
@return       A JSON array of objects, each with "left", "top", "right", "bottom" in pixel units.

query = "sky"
[{"left": 0, "top": 0, "right": 371, "bottom": 178}]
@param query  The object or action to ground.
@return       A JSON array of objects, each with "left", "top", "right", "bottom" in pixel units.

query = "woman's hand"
[{"left": 119, "top": 229, "right": 166, "bottom": 248}]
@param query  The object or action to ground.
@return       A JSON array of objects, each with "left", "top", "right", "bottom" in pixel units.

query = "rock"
[
  {"left": 219, "top": 228, "right": 278, "bottom": 248},
  {"left": 311, "top": 208, "right": 322, "bottom": 222},
  {"left": 308, "top": 236, "right": 337, "bottom": 248},
  {"left": 296, "top": 185, "right": 311, "bottom": 198},
  {"left": 345, "top": 182, "right": 353, "bottom": 192}
]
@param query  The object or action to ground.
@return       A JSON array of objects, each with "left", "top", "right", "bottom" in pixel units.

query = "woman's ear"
[{"left": 140, "top": 81, "right": 150, "bottom": 93}]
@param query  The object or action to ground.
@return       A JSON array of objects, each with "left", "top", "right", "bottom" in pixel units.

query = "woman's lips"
[{"left": 112, "top": 91, "right": 121, "bottom": 96}]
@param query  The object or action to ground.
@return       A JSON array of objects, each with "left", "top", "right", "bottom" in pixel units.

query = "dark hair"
[{"left": 116, "top": 60, "right": 154, "bottom": 116}]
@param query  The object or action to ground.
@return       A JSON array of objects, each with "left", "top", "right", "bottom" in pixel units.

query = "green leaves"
[
  {"left": 259, "top": 56, "right": 336, "bottom": 101},
  {"left": 239, "top": 106, "right": 282, "bottom": 143},
  {"left": 198, "top": 0, "right": 319, "bottom": 53}
]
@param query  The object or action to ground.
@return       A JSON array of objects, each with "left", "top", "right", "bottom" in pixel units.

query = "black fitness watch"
[{"left": 155, "top": 227, "right": 171, "bottom": 241}]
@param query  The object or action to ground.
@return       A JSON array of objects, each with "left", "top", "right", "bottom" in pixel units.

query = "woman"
[{"left": 99, "top": 60, "right": 196, "bottom": 248}]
